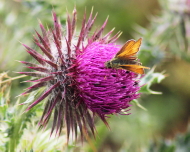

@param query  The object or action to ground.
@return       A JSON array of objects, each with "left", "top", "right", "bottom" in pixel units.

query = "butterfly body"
[
  {"left": 105, "top": 38, "right": 149, "bottom": 74},
  {"left": 105, "top": 58, "right": 138, "bottom": 69}
]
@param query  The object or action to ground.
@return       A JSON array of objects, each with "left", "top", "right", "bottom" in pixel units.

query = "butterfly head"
[{"left": 105, "top": 61, "right": 112, "bottom": 68}]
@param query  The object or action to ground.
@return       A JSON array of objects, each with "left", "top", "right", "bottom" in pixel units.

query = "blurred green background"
[{"left": 1, "top": 0, "right": 190, "bottom": 152}]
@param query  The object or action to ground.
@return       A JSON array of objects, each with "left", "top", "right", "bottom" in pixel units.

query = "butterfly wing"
[
  {"left": 116, "top": 38, "right": 142, "bottom": 60},
  {"left": 119, "top": 64, "right": 149, "bottom": 74},
  {"left": 115, "top": 40, "right": 136, "bottom": 56}
]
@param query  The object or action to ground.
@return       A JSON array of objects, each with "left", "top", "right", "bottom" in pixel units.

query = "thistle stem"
[{"left": 0, "top": 75, "right": 27, "bottom": 84}]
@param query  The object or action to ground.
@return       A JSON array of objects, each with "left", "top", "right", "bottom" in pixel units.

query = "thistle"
[{"left": 18, "top": 8, "right": 142, "bottom": 141}]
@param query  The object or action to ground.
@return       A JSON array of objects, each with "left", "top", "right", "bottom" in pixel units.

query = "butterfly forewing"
[
  {"left": 126, "top": 38, "right": 142, "bottom": 57},
  {"left": 116, "top": 38, "right": 142, "bottom": 59},
  {"left": 115, "top": 40, "right": 135, "bottom": 56}
]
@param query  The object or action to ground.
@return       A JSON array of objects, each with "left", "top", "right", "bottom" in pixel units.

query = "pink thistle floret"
[
  {"left": 76, "top": 42, "right": 140, "bottom": 118},
  {"left": 18, "top": 8, "right": 141, "bottom": 141}
]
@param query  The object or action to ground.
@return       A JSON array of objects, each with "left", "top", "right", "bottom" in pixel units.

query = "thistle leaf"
[{"left": 139, "top": 67, "right": 166, "bottom": 94}]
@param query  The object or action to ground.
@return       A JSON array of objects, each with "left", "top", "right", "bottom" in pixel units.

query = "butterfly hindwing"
[{"left": 119, "top": 64, "right": 149, "bottom": 74}]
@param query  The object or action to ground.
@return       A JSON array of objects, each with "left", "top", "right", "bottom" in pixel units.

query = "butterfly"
[{"left": 105, "top": 38, "right": 149, "bottom": 74}]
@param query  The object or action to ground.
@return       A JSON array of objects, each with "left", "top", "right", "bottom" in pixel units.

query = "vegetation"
[{"left": 0, "top": 0, "right": 189, "bottom": 151}]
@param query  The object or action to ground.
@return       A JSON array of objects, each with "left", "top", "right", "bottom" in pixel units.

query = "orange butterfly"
[{"left": 105, "top": 38, "right": 149, "bottom": 74}]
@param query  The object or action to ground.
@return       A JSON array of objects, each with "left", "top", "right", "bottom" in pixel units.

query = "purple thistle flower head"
[{"left": 18, "top": 8, "right": 141, "bottom": 141}]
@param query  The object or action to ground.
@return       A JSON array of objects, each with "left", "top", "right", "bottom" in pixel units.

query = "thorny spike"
[
  {"left": 52, "top": 28, "right": 61, "bottom": 49},
  {"left": 18, "top": 60, "right": 38, "bottom": 67},
  {"left": 56, "top": 102, "right": 63, "bottom": 136},
  {"left": 25, "top": 76, "right": 54, "bottom": 83},
  {"left": 53, "top": 11, "right": 62, "bottom": 46},
  {"left": 25, "top": 81, "right": 61, "bottom": 112},
  {"left": 42, "top": 58, "right": 58, "bottom": 70},
  {"left": 74, "top": 113, "right": 78, "bottom": 140},
  {"left": 50, "top": 107, "right": 58, "bottom": 137},
  {"left": 18, "top": 90, "right": 31, "bottom": 96},
  {"left": 39, "top": 21, "right": 46, "bottom": 37},
  {"left": 76, "top": 10, "right": 86, "bottom": 50},
  {"left": 39, "top": 20, "right": 50, "bottom": 46},
  {"left": 27, "top": 66, "right": 49, "bottom": 73},
  {"left": 100, "top": 114, "right": 110, "bottom": 128},
  {"left": 67, "top": 12, "right": 72, "bottom": 45},
  {"left": 35, "top": 30, "right": 51, "bottom": 53},
  {"left": 89, "top": 12, "right": 98, "bottom": 30},
  {"left": 76, "top": 110, "right": 83, "bottom": 141},
  {"left": 26, "top": 81, "right": 47, "bottom": 90},
  {"left": 17, "top": 72, "right": 45, "bottom": 77},
  {"left": 64, "top": 36, "right": 72, "bottom": 58},
  {"left": 69, "top": 106, "right": 75, "bottom": 140},
  {"left": 101, "top": 27, "right": 115, "bottom": 43},
  {"left": 69, "top": 105, "right": 75, "bottom": 141},
  {"left": 65, "top": 98, "right": 70, "bottom": 141},
  {"left": 23, "top": 44, "right": 46, "bottom": 65},
  {"left": 71, "top": 8, "right": 77, "bottom": 39},
  {"left": 59, "top": 109, "right": 64, "bottom": 137},
  {"left": 86, "top": 111, "right": 95, "bottom": 138},
  {"left": 87, "top": 7, "right": 94, "bottom": 27},
  {"left": 35, "top": 42, "right": 54, "bottom": 60},
  {"left": 83, "top": 8, "right": 94, "bottom": 38},
  {"left": 84, "top": 8, "right": 98, "bottom": 38},
  {"left": 92, "top": 16, "right": 109, "bottom": 41},
  {"left": 107, "top": 31, "right": 122, "bottom": 43},
  {"left": 19, "top": 81, "right": 46, "bottom": 96},
  {"left": 51, "top": 29, "right": 65, "bottom": 64},
  {"left": 79, "top": 106, "right": 88, "bottom": 139},
  {"left": 26, "top": 50, "right": 45, "bottom": 65},
  {"left": 42, "top": 92, "right": 61, "bottom": 124},
  {"left": 33, "top": 35, "right": 39, "bottom": 44},
  {"left": 39, "top": 99, "right": 52, "bottom": 126}
]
